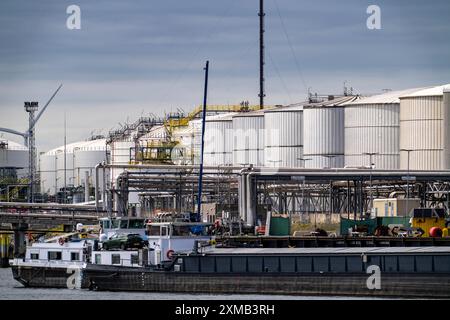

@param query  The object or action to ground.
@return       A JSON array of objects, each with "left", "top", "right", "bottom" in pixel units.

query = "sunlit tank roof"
[
  {"left": 399, "top": 84, "right": 450, "bottom": 98},
  {"left": 44, "top": 139, "right": 107, "bottom": 155}
]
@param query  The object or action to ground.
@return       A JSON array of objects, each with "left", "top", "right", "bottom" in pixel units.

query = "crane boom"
[{"left": 29, "top": 84, "right": 63, "bottom": 132}]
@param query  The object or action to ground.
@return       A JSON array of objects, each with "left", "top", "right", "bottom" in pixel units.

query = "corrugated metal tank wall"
[
  {"left": 55, "top": 150, "right": 74, "bottom": 190},
  {"left": 73, "top": 149, "right": 106, "bottom": 186},
  {"left": 400, "top": 95, "right": 444, "bottom": 170},
  {"left": 345, "top": 103, "right": 400, "bottom": 169},
  {"left": 110, "top": 139, "right": 134, "bottom": 186},
  {"left": 40, "top": 153, "right": 57, "bottom": 194},
  {"left": 303, "top": 107, "right": 345, "bottom": 168},
  {"left": 443, "top": 88, "right": 450, "bottom": 169},
  {"left": 264, "top": 109, "right": 303, "bottom": 167},
  {"left": 232, "top": 114, "right": 265, "bottom": 166},
  {"left": 204, "top": 119, "right": 234, "bottom": 166}
]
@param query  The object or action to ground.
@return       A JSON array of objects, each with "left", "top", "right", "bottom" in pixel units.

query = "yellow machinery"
[
  {"left": 129, "top": 103, "right": 274, "bottom": 164},
  {"left": 0, "top": 177, "right": 29, "bottom": 202},
  {"left": 410, "top": 208, "right": 447, "bottom": 237},
  {"left": 0, "top": 233, "right": 11, "bottom": 267},
  {"left": 130, "top": 140, "right": 178, "bottom": 164}
]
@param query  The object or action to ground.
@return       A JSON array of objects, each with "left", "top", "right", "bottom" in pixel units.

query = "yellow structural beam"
[{"left": 164, "top": 104, "right": 273, "bottom": 133}]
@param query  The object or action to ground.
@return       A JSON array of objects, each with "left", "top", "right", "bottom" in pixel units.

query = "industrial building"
[
  {"left": 0, "top": 140, "right": 28, "bottom": 179},
  {"left": 0, "top": 140, "right": 29, "bottom": 202}
]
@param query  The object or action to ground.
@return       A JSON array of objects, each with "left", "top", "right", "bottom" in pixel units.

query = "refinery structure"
[{"left": 0, "top": 84, "right": 449, "bottom": 227}]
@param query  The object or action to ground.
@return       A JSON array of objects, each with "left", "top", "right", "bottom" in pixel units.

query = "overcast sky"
[{"left": 0, "top": 0, "right": 449, "bottom": 151}]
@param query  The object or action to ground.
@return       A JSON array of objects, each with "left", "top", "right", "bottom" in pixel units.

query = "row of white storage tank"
[
  {"left": 196, "top": 84, "right": 450, "bottom": 170},
  {"left": 39, "top": 139, "right": 108, "bottom": 195}
]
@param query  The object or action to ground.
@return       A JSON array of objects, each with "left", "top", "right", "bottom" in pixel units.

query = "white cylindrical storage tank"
[
  {"left": 443, "top": 87, "right": 450, "bottom": 168},
  {"left": 171, "top": 125, "right": 194, "bottom": 165},
  {"left": 264, "top": 105, "right": 304, "bottom": 168},
  {"left": 190, "top": 117, "right": 203, "bottom": 165},
  {"left": 73, "top": 139, "right": 107, "bottom": 187},
  {"left": 232, "top": 111, "right": 265, "bottom": 167},
  {"left": 399, "top": 85, "right": 450, "bottom": 170},
  {"left": 39, "top": 152, "right": 57, "bottom": 194},
  {"left": 0, "top": 140, "right": 28, "bottom": 178},
  {"left": 55, "top": 146, "right": 75, "bottom": 190},
  {"left": 41, "top": 139, "right": 107, "bottom": 195},
  {"left": 109, "top": 139, "right": 134, "bottom": 186},
  {"left": 190, "top": 113, "right": 232, "bottom": 165},
  {"left": 203, "top": 113, "right": 235, "bottom": 166},
  {"left": 344, "top": 89, "right": 422, "bottom": 170},
  {"left": 303, "top": 96, "right": 356, "bottom": 168}
]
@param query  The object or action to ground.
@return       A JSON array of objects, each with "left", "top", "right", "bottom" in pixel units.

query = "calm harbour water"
[{"left": 0, "top": 268, "right": 379, "bottom": 300}]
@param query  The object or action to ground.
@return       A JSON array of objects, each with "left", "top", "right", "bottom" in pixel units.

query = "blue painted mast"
[{"left": 196, "top": 60, "right": 209, "bottom": 222}]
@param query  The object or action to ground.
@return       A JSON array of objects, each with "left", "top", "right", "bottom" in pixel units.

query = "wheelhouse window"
[
  {"left": 30, "top": 253, "right": 39, "bottom": 260},
  {"left": 111, "top": 219, "right": 120, "bottom": 228},
  {"left": 173, "top": 225, "right": 208, "bottom": 236},
  {"left": 71, "top": 252, "right": 80, "bottom": 261},
  {"left": 48, "top": 251, "right": 62, "bottom": 260},
  {"left": 131, "top": 254, "right": 139, "bottom": 265},
  {"left": 111, "top": 254, "right": 121, "bottom": 265},
  {"left": 100, "top": 220, "right": 111, "bottom": 229},
  {"left": 147, "top": 225, "right": 161, "bottom": 236},
  {"left": 120, "top": 220, "right": 128, "bottom": 229},
  {"left": 95, "top": 254, "right": 101, "bottom": 264},
  {"left": 128, "top": 219, "right": 145, "bottom": 229}
]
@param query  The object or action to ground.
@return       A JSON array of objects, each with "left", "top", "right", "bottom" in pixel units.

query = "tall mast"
[
  {"left": 196, "top": 60, "right": 209, "bottom": 221},
  {"left": 259, "top": 0, "right": 265, "bottom": 109}
]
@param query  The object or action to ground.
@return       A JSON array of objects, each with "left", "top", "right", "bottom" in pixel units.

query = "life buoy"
[
  {"left": 58, "top": 237, "right": 65, "bottom": 246},
  {"left": 166, "top": 249, "right": 174, "bottom": 259}
]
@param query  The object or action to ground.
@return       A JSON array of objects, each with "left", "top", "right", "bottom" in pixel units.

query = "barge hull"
[
  {"left": 85, "top": 266, "right": 450, "bottom": 298},
  {"left": 11, "top": 266, "right": 89, "bottom": 289}
]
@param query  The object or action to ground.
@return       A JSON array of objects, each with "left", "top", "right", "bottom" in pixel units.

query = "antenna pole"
[
  {"left": 64, "top": 111, "right": 67, "bottom": 204},
  {"left": 197, "top": 60, "right": 209, "bottom": 221},
  {"left": 259, "top": 0, "right": 265, "bottom": 110}
]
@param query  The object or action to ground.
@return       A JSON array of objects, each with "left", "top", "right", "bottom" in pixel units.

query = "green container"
[
  {"left": 269, "top": 217, "right": 290, "bottom": 236},
  {"left": 377, "top": 217, "right": 411, "bottom": 227}
]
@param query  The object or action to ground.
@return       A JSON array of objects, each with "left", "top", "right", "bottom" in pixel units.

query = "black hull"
[
  {"left": 1, "top": 258, "right": 9, "bottom": 268},
  {"left": 11, "top": 265, "right": 89, "bottom": 289},
  {"left": 85, "top": 265, "right": 450, "bottom": 298}
]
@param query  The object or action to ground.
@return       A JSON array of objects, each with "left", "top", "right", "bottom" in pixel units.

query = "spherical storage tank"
[
  {"left": 0, "top": 140, "right": 28, "bottom": 178},
  {"left": 344, "top": 88, "right": 423, "bottom": 170},
  {"left": 264, "top": 104, "right": 304, "bottom": 168},
  {"left": 303, "top": 96, "right": 358, "bottom": 168},
  {"left": 399, "top": 84, "right": 450, "bottom": 170},
  {"left": 232, "top": 110, "right": 265, "bottom": 167},
  {"left": 40, "top": 139, "right": 107, "bottom": 195}
]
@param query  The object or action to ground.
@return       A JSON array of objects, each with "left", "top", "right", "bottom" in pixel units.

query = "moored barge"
[{"left": 85, "top": 246, "right": 450, "bottom": 298}]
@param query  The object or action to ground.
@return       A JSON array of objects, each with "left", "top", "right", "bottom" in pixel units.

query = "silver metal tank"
[
  {"left": 264, "top": 104, "right": 304, "bottom": 168},
  {"left": 232, "top": 111, "right": 265, "bottom": 167},
  {"left": 399, "top": 85, "right": 449, "bottom": 170},
  {"left": 344, "top": 89, "right": 422, "bottom": 170},
  {"left": 304, "top": 96, "right": 357, "bottom": 168}
]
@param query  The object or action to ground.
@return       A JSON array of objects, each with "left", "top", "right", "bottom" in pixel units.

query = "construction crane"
[{"left": 0, "top": 84, "right": 63, "bottom": 202}]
